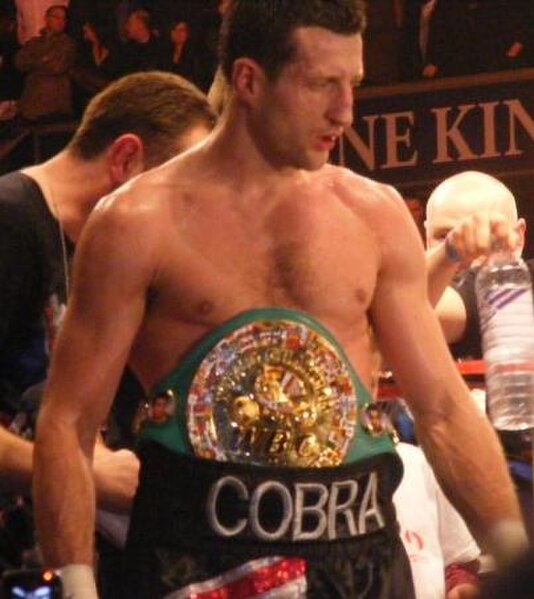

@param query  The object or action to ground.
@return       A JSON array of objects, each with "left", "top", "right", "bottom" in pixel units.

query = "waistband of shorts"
[{"left": 127, "top": 441, "right": 402, "bottom": 560}]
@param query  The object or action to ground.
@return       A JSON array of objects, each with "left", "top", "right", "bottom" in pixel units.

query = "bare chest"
[
  {"left": 131, "top": 196, "right": 379, "bottom": 387},
  {"left": 166, "top": 205, "right": 375, "bottom": 318}
]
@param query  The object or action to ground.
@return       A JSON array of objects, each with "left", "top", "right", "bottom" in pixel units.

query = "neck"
[
  {"left": 206, "top": 106, "right": 300, "bottom": 192},
  {"left": 22, "top": 151, "right": 113, "bottom": 242}
]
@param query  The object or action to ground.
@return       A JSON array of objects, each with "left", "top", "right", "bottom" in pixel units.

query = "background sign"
[{"left": 338, "top": 69, "right": 534, "bottom": 257}]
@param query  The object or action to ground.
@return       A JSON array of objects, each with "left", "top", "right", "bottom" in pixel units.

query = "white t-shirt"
[{"left": 394, "top": 443, "right": 480, "bottom": 599}]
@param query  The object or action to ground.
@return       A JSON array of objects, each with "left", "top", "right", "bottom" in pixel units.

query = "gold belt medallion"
[{"left": 187, "top": 319, "right": 357, "bottom": 467}]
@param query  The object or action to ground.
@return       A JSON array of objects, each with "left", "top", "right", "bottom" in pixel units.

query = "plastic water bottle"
[{"left": 475, "top": 252, "right": 534, "bottom": 430}]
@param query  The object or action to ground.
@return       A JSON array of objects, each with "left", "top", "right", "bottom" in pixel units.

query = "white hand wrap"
[
  {"left": 58, "top": 565, "right": 98, "bottom": 599},
  {"left": 485, "top": 519, "right": 529, "bottom": 568}
]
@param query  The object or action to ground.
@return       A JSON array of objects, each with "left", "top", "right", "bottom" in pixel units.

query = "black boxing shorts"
[{"left": 123, "top": 443, "right": 414, "bottom": 598}]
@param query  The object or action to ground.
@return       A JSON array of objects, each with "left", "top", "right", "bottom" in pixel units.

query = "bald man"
[
  {"left": 425, "top": 171, "right": 525, "bottom": 357},
  {"left": 424, "top": 173, "right": 534, "bottom": 546}
]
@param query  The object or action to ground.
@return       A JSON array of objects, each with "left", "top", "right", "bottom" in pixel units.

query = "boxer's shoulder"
[
  {"left": 316, "top": 165, "right": 403, "bottom": 211},
  {"left": 94, "top": 162, "right": 196, "bottom": 227}
]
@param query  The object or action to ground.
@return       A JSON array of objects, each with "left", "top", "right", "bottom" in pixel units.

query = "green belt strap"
[{"left": 138, "top": 307, "right": 395, "bottom": 463}]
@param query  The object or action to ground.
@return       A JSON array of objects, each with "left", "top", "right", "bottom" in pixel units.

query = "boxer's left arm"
[{"left": 369, "top": 186, "right": 527, "bottom": 568}]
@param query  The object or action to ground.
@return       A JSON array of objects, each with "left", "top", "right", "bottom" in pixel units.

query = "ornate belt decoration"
[{"left": 186, "top": 319, "right": 357, "bottom": 467}]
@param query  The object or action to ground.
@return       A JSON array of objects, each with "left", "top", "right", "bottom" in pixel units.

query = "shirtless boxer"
[{"left": 34, "top": 2, "right": 527, "bottom": 598}]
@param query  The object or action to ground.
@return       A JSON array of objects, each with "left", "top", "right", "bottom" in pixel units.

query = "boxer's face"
[{"left": 252, "top": 27, "right": 363, "bottom": 172}]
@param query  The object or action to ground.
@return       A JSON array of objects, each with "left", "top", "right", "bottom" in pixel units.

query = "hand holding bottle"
[{"left": 444, "top": 211, "right": 522, "bottom": 268}]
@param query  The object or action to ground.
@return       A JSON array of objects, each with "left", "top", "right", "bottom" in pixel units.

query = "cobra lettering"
[{"left": 206, "top": 473, "right": 385, "bottom": 542}]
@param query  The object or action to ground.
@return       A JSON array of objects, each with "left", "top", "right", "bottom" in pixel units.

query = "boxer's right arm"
[
  {"left": 369, "top": 186, "right": 527, "bottom": 568},
  {"left": 33, "top": 192, "right": 156, "bottom": 586}
]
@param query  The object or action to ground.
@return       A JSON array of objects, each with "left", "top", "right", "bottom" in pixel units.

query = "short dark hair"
[
  {"left": 220, "top": 0, "right": 366, "bottom": 81},
  {"left": 68, "top": 71, "right": 217, "bottom": 167}
]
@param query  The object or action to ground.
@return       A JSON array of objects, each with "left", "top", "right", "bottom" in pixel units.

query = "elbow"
[{"left": 35, "top": 404, "right": 94, "bottom": 459}]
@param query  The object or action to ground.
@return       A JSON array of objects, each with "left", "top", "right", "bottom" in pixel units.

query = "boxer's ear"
[
  {"left": 108, "top": 134, "right": 145, "bottom": 185},
  {"left": 231, "top": 57, "right": 264, "bottom": 102}
]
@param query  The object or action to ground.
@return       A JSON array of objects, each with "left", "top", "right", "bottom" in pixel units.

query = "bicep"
[
  {"left": 370, "top": 200, "right": 462, "bottom": 415},
  {"left": 43, "top": 209, "right": 153, "bottom": 435}
]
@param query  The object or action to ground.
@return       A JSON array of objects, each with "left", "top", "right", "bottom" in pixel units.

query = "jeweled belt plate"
[{"left": 186, "top": 319, "right": 357, "bottom": 467}]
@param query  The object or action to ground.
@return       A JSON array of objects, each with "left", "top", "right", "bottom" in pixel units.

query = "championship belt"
[
  {"left": 187, "top": 317, "right": 357, "bottom": 467},
  {"left": 137, "top": 308, "right": 395, "bottom": 466}
]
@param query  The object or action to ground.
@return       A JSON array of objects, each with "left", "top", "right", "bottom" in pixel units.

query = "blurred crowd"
[
  {"left": 1, "top": 0, "right": 534, "bottom": 124},
  {"left": 367, "top": 0, "right": 534, "bottom": 85},
  {"left": 0, "top": 0, "right": 228, "bottom": 122}
]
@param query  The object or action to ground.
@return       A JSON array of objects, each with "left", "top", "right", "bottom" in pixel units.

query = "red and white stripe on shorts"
[{"left": 164, "top": 556, "right": 307, "bottom": 599}]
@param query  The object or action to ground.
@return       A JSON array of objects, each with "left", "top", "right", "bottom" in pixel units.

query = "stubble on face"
[{"left": 251, "top": 27, "right": 363, "bottom": 173}]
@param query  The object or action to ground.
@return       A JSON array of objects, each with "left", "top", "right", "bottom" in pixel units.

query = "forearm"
[
  {"left": 0, "top": 428, "right": 33, "bottom": 494},
  {"left": 0, "top": 429, "right": 138, "bottom": 515},
  {"left": 34, "top": 408, "right": 96, "bottom": 566},
  {"left": 426, "top": 240, "right": 460, "bottom": 306},
  {"left": 91, "top": 43, "right": 109, "bottom": 67},
  {"left": 415, "top": 393, "right": 527, "bottom": 566}
]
